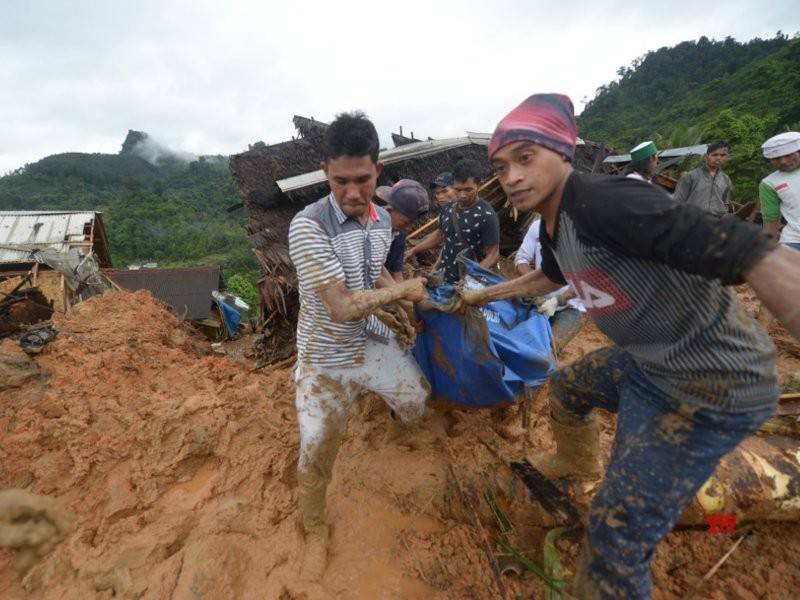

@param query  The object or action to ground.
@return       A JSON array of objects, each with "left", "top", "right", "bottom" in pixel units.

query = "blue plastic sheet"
[
  {"left": 214, "top": 298, "right": 243, "bottom": 338},
  {"left": 412, "top": 258, "right": 556, "bottom": 408}
]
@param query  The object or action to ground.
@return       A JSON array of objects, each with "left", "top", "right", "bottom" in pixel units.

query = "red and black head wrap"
[{"left": 488, "top": 93, "right": 577, "bottom": 160}]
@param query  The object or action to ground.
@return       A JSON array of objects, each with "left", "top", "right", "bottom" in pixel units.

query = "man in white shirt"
[
  {"left": 760, "top": 131, "right": 800, "bottom": 252},
  {"left": 515, "top": 218, "right": 585, "bottom": 345}
]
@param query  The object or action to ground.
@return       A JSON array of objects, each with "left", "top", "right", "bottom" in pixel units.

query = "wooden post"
[
  {"left": 60, "top": 274, "right": 70, "bottom": 313},
  {"left": 522, "top": 385, "right": 548, "bottom": 430},
  {"left": 521, "top": 386, "right": 533, "bottom": 429},
  {"left": 407, "top": 217, "right": 438, "bottom": 240}
]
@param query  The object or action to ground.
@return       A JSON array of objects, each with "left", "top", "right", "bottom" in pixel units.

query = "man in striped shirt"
[
  {"left": 463, "top": 94, "right": 799, "bottom": 599},
  {"left": 287, "top": 112, "right": 430, "bottom": 583}
]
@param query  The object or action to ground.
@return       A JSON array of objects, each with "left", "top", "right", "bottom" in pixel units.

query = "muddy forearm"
[
  {"left": 745, "top": 246, "right": 800, "bottom": 340},
  {"left": 343, "top": 288, "right": 412, "bottom": 320},
  {"left": 516, "top": 262, "right": 533, "bottom": 276},
  {"left": 376, "top": 266, "right": 397, "bottom": 289},
  {"left": 463, "top": 269, "right": 562, "bottom": 305},
  {"left": 479, "top": 246, "right": 500, "bottom": 271},
  {"left": 333, "top": 278, "right": 426, "bottom": 321},
  {"left": 409, "top": 230, "right": 443, "bottom": 256}
]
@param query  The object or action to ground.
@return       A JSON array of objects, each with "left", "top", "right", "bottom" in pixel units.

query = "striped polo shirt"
[
  {"left": 288, "top": 194, "right": 393, "bottom": 367},
  {"left": 540, "top": 172, "right": 778, "bottom": 412}
]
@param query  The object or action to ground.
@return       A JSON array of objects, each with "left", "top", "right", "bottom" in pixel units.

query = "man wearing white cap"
[{"left": 760, "top": 131, "right": 800, "bottom": 250}]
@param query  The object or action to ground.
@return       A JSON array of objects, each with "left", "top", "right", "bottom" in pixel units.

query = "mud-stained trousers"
[
  {"left": 294, "top": 336, "right": 429, "bottom": 533},
  {"left": 553, "top": 346, "right": 775, "bottom": 599}
]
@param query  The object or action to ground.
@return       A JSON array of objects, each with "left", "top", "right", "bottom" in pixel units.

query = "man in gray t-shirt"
[{"left": 672, "top": 140, "right": 732, "bottom": 215}]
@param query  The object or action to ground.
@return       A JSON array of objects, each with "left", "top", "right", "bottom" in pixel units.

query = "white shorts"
[{"left": 294, "top": 337, "right": 429, "bottom": 470}]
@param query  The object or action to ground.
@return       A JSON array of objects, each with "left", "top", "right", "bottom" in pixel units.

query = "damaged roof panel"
[
  {"left": 0, "top": 211, "right": 100, "bottom": 264},
  {"left": 603, "top": 143, "right": 709, "bottom": 164},
  {"left": 277, "top": 133, "right": 493, "bottom": 194}
]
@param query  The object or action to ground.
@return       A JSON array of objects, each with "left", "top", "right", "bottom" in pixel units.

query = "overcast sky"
[{"left": 0, "top": 1, "right": 796, "bottom": 173}]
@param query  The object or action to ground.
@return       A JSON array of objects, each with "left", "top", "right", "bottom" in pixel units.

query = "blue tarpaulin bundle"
[{"left": 412, "top": 258, "right": 556, "bottom": 408}]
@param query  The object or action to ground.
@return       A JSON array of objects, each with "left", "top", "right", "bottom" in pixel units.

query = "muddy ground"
[{"left": 1, "top": 289, "right": 798, "bottom": 599}]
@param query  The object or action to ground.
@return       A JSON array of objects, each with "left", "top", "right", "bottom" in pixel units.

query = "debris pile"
[{"left": 1, "top": 289, "right": 799, "bottom": 599}]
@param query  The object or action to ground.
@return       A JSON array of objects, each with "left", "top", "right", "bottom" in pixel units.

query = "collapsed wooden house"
[
  {"left": 229, "top": 116, "right": 613, "bottom": 361},
  {"left": 0, "top": 211, "right": 114, "bottom": 335}
]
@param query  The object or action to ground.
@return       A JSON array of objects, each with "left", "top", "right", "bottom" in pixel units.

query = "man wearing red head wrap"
[{"left": 463, "top": 93, "right": 800, "bottom": 599}]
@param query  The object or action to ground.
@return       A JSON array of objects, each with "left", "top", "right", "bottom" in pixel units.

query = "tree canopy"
[
  {"left": 0, "top": 150, "right": 259, "bottom": 290},
  {"left": 578, "top": 33, "right": 800, "bottom": 201}
]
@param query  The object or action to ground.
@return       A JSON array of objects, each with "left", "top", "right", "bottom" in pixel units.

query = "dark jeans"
[{"left": 551, "top": 346, "right": 775, "bottom": 599}]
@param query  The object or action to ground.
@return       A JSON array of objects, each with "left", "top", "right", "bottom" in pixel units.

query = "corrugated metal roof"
[
  {"left": 0, "top": 211, "right": 99, "bottom": 264},
  {"left": 104, "top": 266, "right": 222, "bottom": 320},
  {"left": 603, "top": 144, "right": 708, "bottom": 164},
  {"left": 277, "top": 133, "right": 490, "bottom": 193},
  {"left": 277, "top": 132, "right": 586, "bottom": 193}
]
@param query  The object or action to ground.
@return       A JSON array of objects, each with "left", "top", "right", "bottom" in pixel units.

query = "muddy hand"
[
  {"left": 0, "top": 489, "right": 73, "bottom": 572},
  {"left": 0, "top": 489, "right": 73, "bottom": 549},
  {"left": 401, "top": 277, "right": 428, "bottom": 303},
  {"left": 374, "top": 306, "right": 416, "bottom": 348}
]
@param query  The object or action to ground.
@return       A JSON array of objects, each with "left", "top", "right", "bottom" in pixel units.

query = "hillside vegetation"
[
  {"left": 578, "top": 33, "right": 800, "bottom": 200},
  {"left": 0, "top": 134, "right": 258, "bottom": 291}
]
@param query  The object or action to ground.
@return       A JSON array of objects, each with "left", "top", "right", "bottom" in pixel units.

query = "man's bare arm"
[
  {"left": 762, "top": 220, "right": 781, "bottom": 239},
  {"left": 319, "top": 277, "right": 427, "bottom": 322},
  {"left": 745, "top": 245, "right": 800, "bottom": 340},
  {"left": 479, "top": 244, "right": 500, "bottom": 271},
  {"left": 406, "top": 229, "right": 443, "bottom": 260},
  {"left": 461, "top": 268, "right": 563, "bottom": 305},
  {"left": 376, "top": 266, "right": 398, "bottom": 289}
]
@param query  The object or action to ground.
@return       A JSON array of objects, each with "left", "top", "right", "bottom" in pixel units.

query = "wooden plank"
[{"left": 407, "top": 217, "right": 437, "bottom": 240}]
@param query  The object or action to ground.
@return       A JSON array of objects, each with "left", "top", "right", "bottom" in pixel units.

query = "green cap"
[{"left": 630, "top": 141, "right": 658, "bottom": 162}]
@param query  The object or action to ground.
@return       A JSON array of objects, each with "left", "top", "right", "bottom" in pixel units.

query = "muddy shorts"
[
  {"left": 294, "top": 336, "right": 429, "bottom": 472},
  {"left": 552, "top": 345, "right": 775, "bottom": 599}
]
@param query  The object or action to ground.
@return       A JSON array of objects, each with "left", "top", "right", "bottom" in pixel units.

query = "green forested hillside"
[
  {"left": 0, "top": 145, "right": 258, "bottom": 285},
  {"left": 578, "top": 34, "right": 800, "bottom": 200}
]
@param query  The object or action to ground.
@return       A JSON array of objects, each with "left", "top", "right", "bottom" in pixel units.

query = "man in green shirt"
[{"left": 760, "top": 131, "right": 800, "bottom": 250}]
